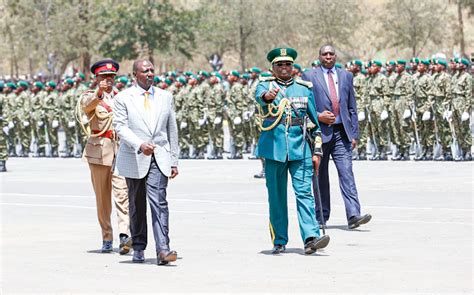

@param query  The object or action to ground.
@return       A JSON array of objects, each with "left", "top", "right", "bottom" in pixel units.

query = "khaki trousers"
[{"left": 88, "top": 163, "right": 129, "bottom": 241}]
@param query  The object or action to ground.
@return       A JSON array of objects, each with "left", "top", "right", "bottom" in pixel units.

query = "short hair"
[
  {"left": 132, "top": 60, "right": 152, "bottom": 74},
  {"left": 319, "top": 45, "right": 335, "bottom": 56}
]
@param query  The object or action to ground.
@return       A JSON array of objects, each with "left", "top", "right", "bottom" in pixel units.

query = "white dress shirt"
[{"left": 321, "top": 66, "right": 341, "bottom": 124}]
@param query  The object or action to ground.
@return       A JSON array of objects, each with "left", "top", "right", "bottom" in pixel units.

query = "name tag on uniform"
[{"left": 289, "top": 97, "right": 308, "bottom": 109}]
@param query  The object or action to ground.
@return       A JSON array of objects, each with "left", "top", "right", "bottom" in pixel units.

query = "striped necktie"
[{"left": 327, "top": 70, "right": 339, "bottom": 117}]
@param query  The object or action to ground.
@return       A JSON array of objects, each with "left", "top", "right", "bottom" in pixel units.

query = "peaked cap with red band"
[{"left": 90, "top": 59, "right": 120, "bottom": 76}]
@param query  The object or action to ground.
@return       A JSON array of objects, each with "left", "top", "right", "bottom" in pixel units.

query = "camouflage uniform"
[
  {"left": 353, "top": 71, "right": 369, "bottom": 157},
  {"left": 4, "top": 90, "right": 17, "bottom": 156},
  {"left": 451, "top": 69, "right": 472, "bottom": 157},
  {"left": 432, "top": 70, "right": 452, "bottom": 158},
  {"left": 43, "top": 88, "right": 61, "bottom": 156},
  {"left": 208, "top": 81, "right": 225, "bottom": 158},
  {"left": 226, "top": 81, "right": 246, "bottom": 158},
  {"left": 367, "top": 71, "right": 391, "bottom": 158},
  {"left": 188, "top": 81, "right": 210, "bottom": 158},
  {"left": 14, "top": 88, "right": 32, "bottom": 156},
  {"left": 175, "top": 84, "right": 191, "bottom": 158},
  {"left": 58, "top": 86, "right": 77, "bottom": 157},
  {"left": 0, "top": 90, "right": 7, "bottom": 169},
  {"left": 30, "top": 89, "right": 47, "bottom": 156},
  {"left": 248, "top": 78, "right": 260, "bottom": 156},
  {"left": 391, "top": 69, "right": 414, "bottom": 159},
  {"left": 414, "top": 71, "right": 435, "bottom": 158}
]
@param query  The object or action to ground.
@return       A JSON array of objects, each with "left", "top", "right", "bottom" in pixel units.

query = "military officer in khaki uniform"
[{"left": 80, "top": 59, "right": 131, "bottom": 254}]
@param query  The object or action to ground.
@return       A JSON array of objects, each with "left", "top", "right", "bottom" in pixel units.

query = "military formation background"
[{"left": 0, "top": 56, "right": 472, "bottom": 172}]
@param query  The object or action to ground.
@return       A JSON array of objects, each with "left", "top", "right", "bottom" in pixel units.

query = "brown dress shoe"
[{"left": 157, "top": 250, "right": 177, "bottom": 265}]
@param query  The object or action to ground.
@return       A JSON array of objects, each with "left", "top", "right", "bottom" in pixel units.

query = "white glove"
[
  {"left": 403, "top": 109, "right": 411, "bottom": 119},
  {"left": 380, "top": 110, "right": 389, "bottom": 121},
  {"left": 233, "top": 116, "right": 242, "bottom": 125},
  {"left": 443, "top": 110, "right": 452, "bottom": 120},
  {"left": 214, "top": 116, "right": 222, "bottom": 125},
  {"left": 461, "top": 111, "right": 469, "bottom": 122},
  {"left": 82, "top": 115, "right": 89, "bottom": 124},
  {"left": 243, "top": 111, "right": 250, "bottom": 122},
  {"left": 198, "top": 118, "right": 206, "bottom": 126},
  {"left": 37, "top": 121, "right": 44, "bottom": 127},
  {"left": 68, "top": 121, "right": 76, "bottom": 128},
  {"left": 357, "top": 111, "right": 365, "bottom": 122},
  {"left": 52, "top": 120, "right": 59, "bottom": 128},
  {"left": 23, "top": 121, "right": 30, "bottom": 127},
  {"left": 180, "top": 121, "right": 187, "bottom": 129},
  {"left": 2, "top": 126, "right": 9, "bottom": 135},
  {"left": 422, "top": 111, "right": 431, "bottom": 121},
  {"left": 8, "top": 122, "right": 14, "bottom": 129}
]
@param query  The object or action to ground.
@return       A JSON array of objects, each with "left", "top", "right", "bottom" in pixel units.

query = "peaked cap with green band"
[{"left": 266, "top": 47, "right": 297, "bottom": 64}]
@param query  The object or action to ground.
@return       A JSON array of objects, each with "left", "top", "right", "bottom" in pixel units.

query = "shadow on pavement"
[
  {"left": 259, "top": 248, "right": 329, "bottom": 256},
  {"left": 119, "top": 259, "right": 178, "bottom": 267}
]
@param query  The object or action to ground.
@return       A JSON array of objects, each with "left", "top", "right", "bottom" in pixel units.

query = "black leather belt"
[{"left": 264, "top": 117, "right": 304, "bottom": 126}]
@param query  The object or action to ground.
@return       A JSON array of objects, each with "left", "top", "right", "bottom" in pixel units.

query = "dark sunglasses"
[{"left": 274, "top": 62, "right": 293, "bottom": 67}]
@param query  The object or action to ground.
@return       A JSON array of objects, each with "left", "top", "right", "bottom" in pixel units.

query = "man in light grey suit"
[{"left": 113, "top": 60, "right": 179, "bottom": 265}]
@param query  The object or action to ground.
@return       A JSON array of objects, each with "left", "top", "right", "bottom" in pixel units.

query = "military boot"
[{"left": 0, "top": 160, "right": 6, "bottom": 172}]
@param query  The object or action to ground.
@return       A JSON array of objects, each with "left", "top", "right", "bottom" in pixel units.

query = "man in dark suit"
[{"left": 302, "top": 45, "right": 371, "bottom": 229}]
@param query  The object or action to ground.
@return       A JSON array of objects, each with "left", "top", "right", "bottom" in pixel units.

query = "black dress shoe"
[
  {"left": 157, "top": 250, "right": 177, "bottom": 265},
  {"left": 348, "top": 214, "right": 372, "bottom": 229},
  {"left": 253, "top": 171, "right": 265, "bottom": 179},
  {"left": 304, "top": 235, "right": 330, "bottom": 255},
  {"left": 132, "top": 250, "right": 145, "bottom": 263},
  {"left": 271, "top": 244, "right": 286, "bottom": 254}
]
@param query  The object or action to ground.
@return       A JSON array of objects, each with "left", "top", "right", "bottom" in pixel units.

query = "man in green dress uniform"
[{"left": 255, "top": 47, "right": 330, "bottom": 255}]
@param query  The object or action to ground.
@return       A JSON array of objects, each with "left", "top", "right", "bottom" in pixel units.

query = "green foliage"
[{"left": 98, "top": 0, "right": 199, "bottom": 61}]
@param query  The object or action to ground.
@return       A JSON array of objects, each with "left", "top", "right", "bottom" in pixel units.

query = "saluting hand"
[
  {"left": 263, "top": 88, "right": 279, "bottom": 102},
  {"left": 97, "top": 80, "right": 109, "bottom": 98}
]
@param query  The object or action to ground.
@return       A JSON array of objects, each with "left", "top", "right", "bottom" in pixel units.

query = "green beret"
[
  {"left": 352, "top": 60, "right": 363, "bottom": 67},
  {"left": 436, "top": 59, "right": 447, "bottom": 67},
  {"left": 184, "top": 71, "right": 194, "bottom": 77},
  {"left": 18, "top": 81, "right": 29, "bottom": 88},
  {"left": 460, "top": 58, "right": 470, "bottom": 66},
  {"left": 167, "top": 71, "right": 177, "bottom": 77},
  {"left": 177, "top": 76, "right": 187, "bottom": 84},
  {"left": 198, "top": 71, "right": 210, "bottom": 78},
  {"left": 335, "top": 63, "right": 342, "bottom": 69},
  {"left": 311, "top": 60, "right": 320, "bottom": 66},
  {"left": 242, "top": 73, "right": 250, "bottom": 80},
  {"left": 212, "top": 72, "right": 223, "bottom": 81},
  {"left": 47, "top": 81, "right": 57, "bottom": 88},
  {"left": 230, "top": 70, "right": 240, "bottom": 78},
  {"left": 34, "top": 81, "right": 44, "bottom": 89},
  {"left": 302, "top": 68, "right": 309, "bottom": 72},
  {"left": 64, "top": 78, "right": 74, "bottom": 85},
  {"left": 411, "top": 57, "right": 420, "bottom": 64},
  {"left": 397, "top": 59, "right": 407, "bottom": 65},
  {"left": 76, "top": 72, "right": 85, "bottom": 80},
  {"left": 164, "top": 78, "right": 172, "bottom": 86},
  {"left": 293, "top": 63, "right": 302, "bottom": 71},
  {"left": 386, "top": 61, "right": 396, "bottom": 66},
  {"left": 361, "top": 69, "right": 368, "bottom": 75},
  {"left": 260, "top": 71, "right": 273, "bottom": 77},
  {"left": 266, "top": 47, "right": 297, "bottom": 64},
  {"left": 250, "top": 67, "right": 261, "bottom": 74},
  {"left": 153, "top": 76, "right": 161, "bottom": 83},
  {"left": 6, "top": 82, "right": 17, "bottom": 89},
  {"left": 0, "top": 81, "right": 4, "bottom": 89},
  {"left": 371, "top": 60, "right": 382, "bottom": 67},
  {"left": 118, "top": 76, "right": 129, "bottom": 84},
  {"left": 420, "top": 59, "right": 430, "bottom": 66}
]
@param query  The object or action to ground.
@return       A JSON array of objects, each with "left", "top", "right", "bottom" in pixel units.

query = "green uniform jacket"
[{"left": 255, "top": 78, "right": 320, "bottom": 162}]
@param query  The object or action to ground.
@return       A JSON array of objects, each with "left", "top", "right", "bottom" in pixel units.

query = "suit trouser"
[
  {"left": 314, "top": 124, "right": 361, "bottom": 223},
  {"left": 88, "top": 163, "right": 130, "bottom": 241},
  {"left": 265, "top": 157, "right": 320, "bottom": 246},
  {"left": 126, "top": 156, "right": 171, "bottom": 253}
]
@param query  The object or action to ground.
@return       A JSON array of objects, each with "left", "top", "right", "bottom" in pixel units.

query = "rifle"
[
  {"left": 430, "top": 103, "right": 442, "bottom": 159},
  {"left": 409, "top": 102, "right": 423, "bottom": 159},
  {"left": 44, "top": 119, "right": 52, "bottom": 157},
  {"left": 366, "top": 106, "right": 379, "bottom": 160},
  {"left": 444, "top": 104, "right": 463, "bottom": 160}
]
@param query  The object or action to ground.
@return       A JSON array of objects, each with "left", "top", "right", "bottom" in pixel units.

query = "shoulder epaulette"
[
  {"left": 259, "top": 76, "right": 275, "bottom": 82},
  {"left": 295, "top": 79, "right": 313, "bottom": 88}
]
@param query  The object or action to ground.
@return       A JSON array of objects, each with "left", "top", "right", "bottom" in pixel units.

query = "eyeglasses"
[{"left": 274, "top": 62, "right": 293, "bottom": 67}]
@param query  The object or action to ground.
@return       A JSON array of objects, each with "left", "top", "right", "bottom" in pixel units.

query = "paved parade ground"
[{"left": 1, "top": 158, "right": 473, "bottom": 294}]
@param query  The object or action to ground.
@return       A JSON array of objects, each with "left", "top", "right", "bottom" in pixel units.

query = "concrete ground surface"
[{"left": 1, "top": 158, "right": 472, "bottom": 294}]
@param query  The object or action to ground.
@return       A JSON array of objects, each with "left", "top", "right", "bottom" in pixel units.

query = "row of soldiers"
[
  {"left": 0, "top": 56, "right": 472, "bottom": 173},
  {"left": 349, "top": 57, "right": 472, "bottom": 161}
]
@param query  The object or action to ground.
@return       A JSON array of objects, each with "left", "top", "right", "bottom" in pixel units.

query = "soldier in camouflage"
[{"left": 207, "top": 73, "right": 226, "bottom": 159}]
